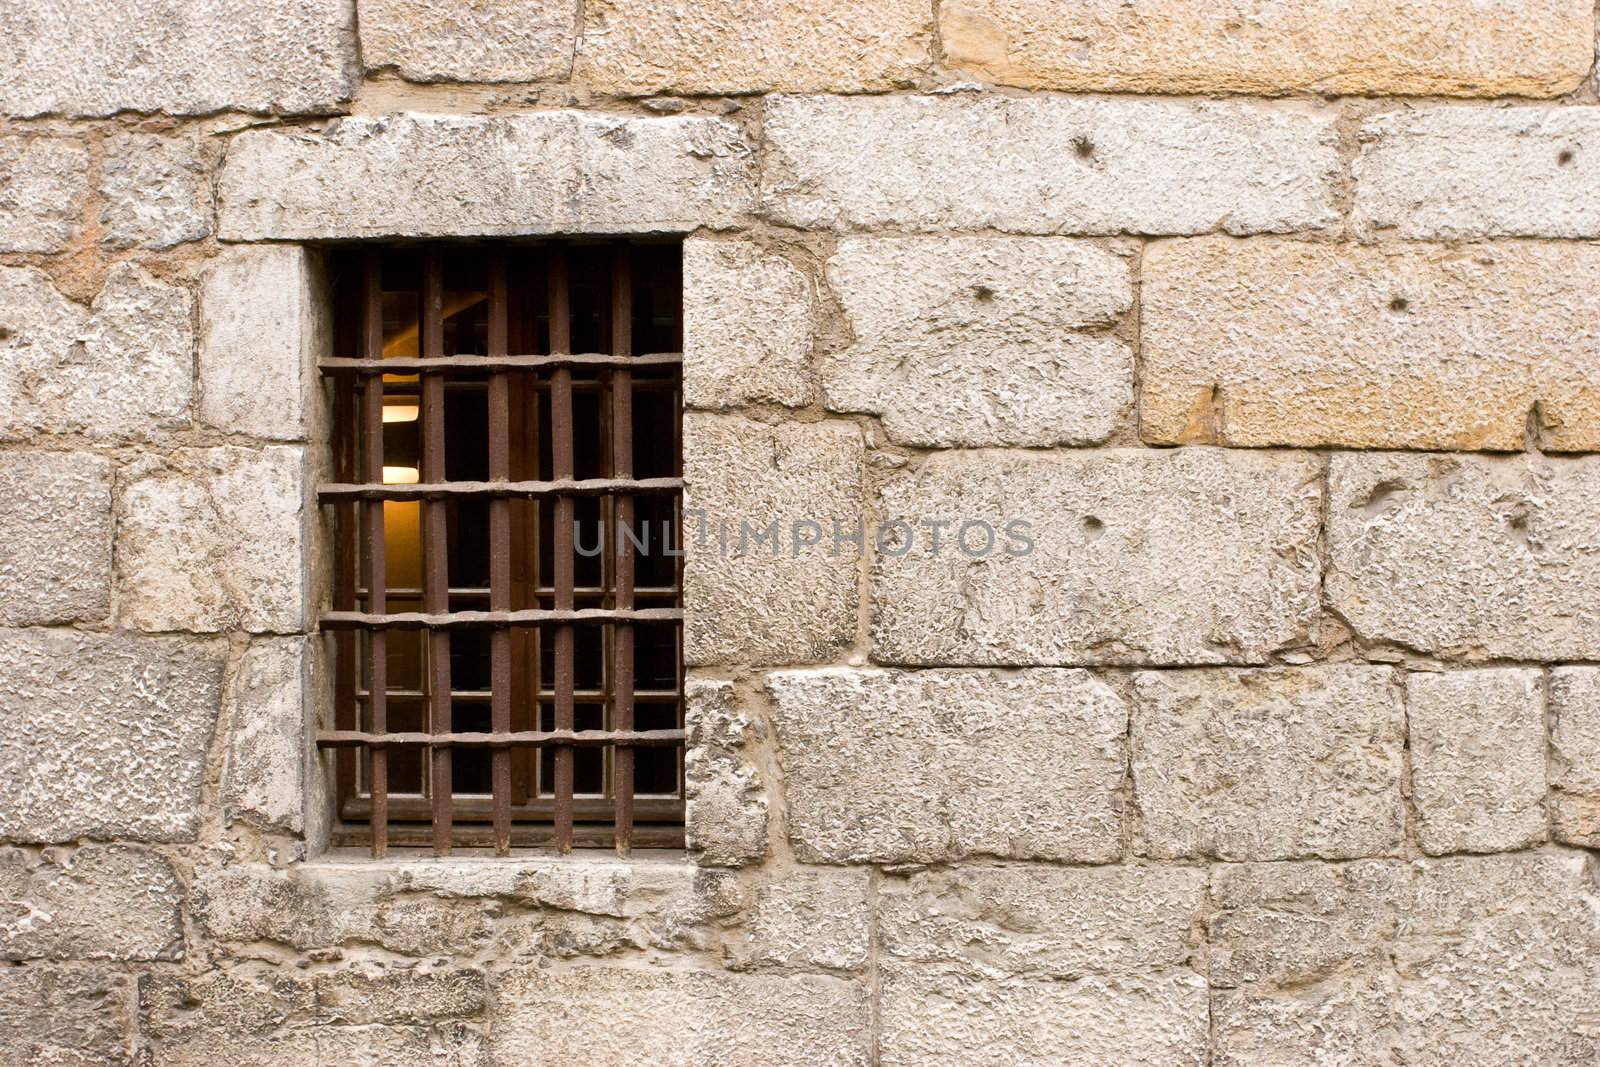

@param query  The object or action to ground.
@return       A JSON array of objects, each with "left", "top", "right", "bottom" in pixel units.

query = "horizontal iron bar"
[
  {"left": 319, "top": 352, "right": 682, "bottom": 374},
  {"left": 321, "top": 607, "right": 683, "bottom": 630},
  {"left": 318, "top": 728, "right": 687, "bottom": 749},
  {"left": 318, "top": 477, "right": 683, "bottom": 502},
  {"left": 357, "top": 689, "right": 682, "bottom": 702}
]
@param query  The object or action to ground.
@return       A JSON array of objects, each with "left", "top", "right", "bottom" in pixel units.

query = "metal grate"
[{"left": 318, "top": 242, "right": 684, "bottom": 856}]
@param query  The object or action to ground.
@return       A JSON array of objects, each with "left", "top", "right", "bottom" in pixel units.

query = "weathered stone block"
[
  {"left": 0, "top": 263, "right": 192, "bottom": 441},
  {"left": 880, "top": 966, "right": 1208, "bottom": 1066},
  {"left": 1327, "top": 452, "right": 1600, "bottom": 660},
  {"left": 1141, "top": 237, "right": 1600, "bottom": 451},
  {"left": 117, "top": 445, "right": 307, "bottom": 633},
  {"left": 0, "top": 628, "right": 223, "bottom": 843},
  {"left": 222, "top": 638, "right": 308, "bottom": 832},
  {"left": 491, "top": 965, "right": 869, "bottom": 1065},
  {"left": 822, "top": 236, "right": 1132, "bottom": 447},
  {"left": 1212, "top": 969, "right": 1400, "bottom": 1067},
  {"left": 683, "top": 239, "right": 816, "bottom": 409},
  {"left": 684, "top": 679, "right": 768, "bottom": 866},
  {"left": 940, "top": 0, "right": 1592, "bottom": 97},
  {"left": 682, "top": 415, "right": 862, "bottom": 666},
  {"left": 199, "top": 246, "right": 322, "bottom": 441},
  {"left": 220, "top": 112, "right": 755, "bottom": 240},
  {"left": 0, "top": 845, "right": 183, "bottom": 961},
  {"left": 99, "top": 133, "right": 211, "bottom": 250},
  {"left": 0, "top": 964, "right": 132, "bottom": 1066},
  {"left": 761, "top": 94, "right": 1339, "bottom": 235},
  {"left": 725, "top": 869, "right": 871, "bottom": 972},
  {"left": 872, "top": 448, "right": 1322, "bottom": 665},
  {"left": 0, "top": 451, "right": 113, "bottom": 625},
  {"left": 1132, "top": 666, "right": 1405, "bottom": 861},
  {"left": 766, "top": 668, "right": 1125, "bottom": 864},
  {"left": 0, "top": 0, "right": 355, "bottom": 117},
  {"left": 575, "top": 0, "right": 930, "bottom": 94},
  {"left": 1355, "top": 107, "right": 1600, "bottom": 239},
  {"left": 1550, "top": 667, "right": 1600, "bottom": 847},
  {"left": 361, "top": 0, "right": 575, "bottom": 82},
  {"left": 879, "top": 865, "right": 1203, "bottom": 977},
  {"left": 0, "top": 136, "right": 88, "bottom": 252},
  {"left": 1408, "top": 669, "right": 1546, "bottom": 855}
]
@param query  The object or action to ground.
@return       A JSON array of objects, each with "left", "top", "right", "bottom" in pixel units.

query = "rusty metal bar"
[
  {"left": 318, "top": 728, "right": 686, "bottom": 749},
  {"left": 320, "top": 352, "right": 681, "bottom": 373},
  {"left": 332, "top": 350, "right": 358, "bottom": 827},
  {"left": 549, "top": 248, "right": 576, "bottom": 853},
  {"left": 421, "top": 251, "right": 452, "bottom": 854},
  {"left": 610, "top": 248, "right": 636, "bottom": 854},
  {"left": 488, "top": 253, "right": 513, "bottom": 855},
  {"left": 361, "top": 250, "right": 389, "bottom": 858},
  {"left": 316, "top": 477, "right": 682, "bottom": 502},
  {"left": 322, "top": 607, "right": 682, "bottom": 630}
]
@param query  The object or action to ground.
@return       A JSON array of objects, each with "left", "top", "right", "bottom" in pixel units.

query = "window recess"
[{"left": 318, "top": 241, "right": 684, "bottom": 856}]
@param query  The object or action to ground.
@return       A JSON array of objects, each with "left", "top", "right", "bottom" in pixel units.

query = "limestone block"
[
  {"left": 682, "top": 414, "right": 862, "bottom": 666},
  {"left": 219, "top": 112, "right": 755, "bottom": 240},
  {"left": 0, "top": 263, "right": 192, "bottom": 440},
  {"left": 0, "top": 844, "right": 183, "bottom": 961},
  {"left": 683, "top": 239, "right": 816, "bottom": 409},
  {"left": 761, "top": 94, "right": 1339, "bottom": 235},
  {"left": 872, "top": 447, "right": 1322, "bottom": 665},
  {"left": 0, "top": 964, "right": 133, "bottom": 1066},
  {"left": 221, "top": 638, "right": 308, "bottom": 832},
  {"left": 1408, "top": 669, "right": 1546, "bottom": 855},
  {"left": 940, "top": 0, "right": 1592, "bottom": 97},
  {"left": 1550, "top": 667, "right": 1600, "bottom": 847},
  {"left": 684, "top": 678, "right": 768, "bottom": 866},
  {"left": 0, "top": 451, "right": 113, "bottom": 625},
  {"left": 117, "top": 445, "right": 307, "bottom": 633},
  {"left": 822, "top": 236, "right": 1133, "bottom": 446},
  {"left": 1327, "top": 452, "right": 1600, "bottom": 660},
  {"left": 575, "top": 0, "right": 930, "bottom": 94},
  {"left": 99, "top": 133, "right": 211, "bottom": 250},
  {"left": 0, "top": 136, "right": 88, "bottom": 252},
  {"left": 1132, "top": 666, "right": 1405, "bottom": 861},
  {"left": 766, "top": 668, "right": 1126, "bottom": 864},
  {"left": 0, "top": 628, "right": 223, "bottom": 843},
  {"left": 0, "top": 0, "right": 355, "bottom": 117},
  {"left": 360, "top": 0, "right": 575, "bottom": 82},
  {"left": 725, "top": 868, "right": 871, "bottom": 972},
  {"left": 1141, "top": 237, "right": 1600, "bottom": 451}
]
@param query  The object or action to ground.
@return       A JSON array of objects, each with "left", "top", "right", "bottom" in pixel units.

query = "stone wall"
[{"left": 2, "top": 1, "right": 1600, "bottom": 1064}]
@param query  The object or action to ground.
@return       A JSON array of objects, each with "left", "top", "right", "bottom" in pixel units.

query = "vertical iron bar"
[
  {"left": 361, "top": 251, "right": 389, "bottom": 858},
  {"left": 333, "top": 353, "right": 357, "bottom": 826},
  {"left": 610, "top": 247, "right": 635, "bottom": 855},
  {"left": 422, "top": 252, "right": 452, "bottom": 854},
  {"left": 487, "top": 254, "right": 513, "bottom": 855},
  {"left": 549, "top": 249, "right": 576, "bottom": 852}
]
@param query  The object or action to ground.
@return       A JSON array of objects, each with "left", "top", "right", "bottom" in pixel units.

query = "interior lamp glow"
[{"left": 382, "top": 465, "right": 420, "bottom": 484}]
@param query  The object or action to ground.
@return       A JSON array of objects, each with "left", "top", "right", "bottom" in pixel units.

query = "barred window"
[{"left": 318, "top": 242, "right": 684, "bottom": 855}]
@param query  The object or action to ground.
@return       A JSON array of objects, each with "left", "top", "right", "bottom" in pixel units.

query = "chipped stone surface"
[
  {"left": 683, "top": 239, "right": 816, "bottom": 409},
  {"left": 0, "top": 964, "right": 132, "bottom": 1066},
  {"left": 0, "top": 628, "right": 223, "bottom": 843},
  {"left": 725, "top": 868, "right": 871, "bottom": 971},
  {"left": 0, "top": 136, "right": 88, "bottom": 252},
  {"left": 199, "top": 245, "right": 323, "bottom": 441},
  {"left": 0, "top": 845, "right": 183, "bottom": 961},
  {"left": 761, "top": 94, "right": 1339, "bottom": 235},
  {"left": 822, "top": 236, "right": 1133, "bottom": 447},
  {"left": 1408, "top": 669, "right": 1546, "bottom": 855},
  {"left": 767, "top": 668, "right": 1125, "bottom": 864},
  {"left": 360, "top": 0, "right": 575, "bottom": 82},
  {"left": 0, "top": 0, "right": 355, "bottom": 117},
  {"left": 99, "top": 133, "right": 212, "bottom": 249},
  {"left": 879, "top": 865, "right": 1204, "bottom": 977},
  {"left": 940, "top": 0, "right": 1592, "bottom": 97},
  {"left": 117, "top": 446, "right": 307, "bottom": 634},
  {"left": 576, "top": 0, "right": 930, "bottom": 94},
  {"left": 684, "top": 678, "right": 768, "bottom": 866},
  {"left": 1132, "top": 666, "right": 1405, "bottom": 861},
  {"left": 220, "top": 112, "right": 755, "bottom": 240},
  {"left": 1550, "top": 667, "right": 1600, "bottom": 847},
  {"left": 0, "top": 263, "right": 193, "bottom": 441},
  {"left": 1355, "top": 106, "right": 1600, "bottom": 240},
  {"left": 880, "top": 966, "right": 1208, "bottom": 1067},
  {"left": 221, "top": 638, "right": 308, "bottom": 832},
  {"left": 683, "top": 414, "right": 862, "bottom": 666},
  {"left": 1141, "top": 237, "right": 1600, "bottom": 451},
  {"left": 1327, "top": 452, "right": 1600, "bottom": 660},
  {"left": 0, "top": 451, "right": 113, "bottom": 626},
  {"left": 872, "top": 448, "right": 1322, "bottom": 665}
]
